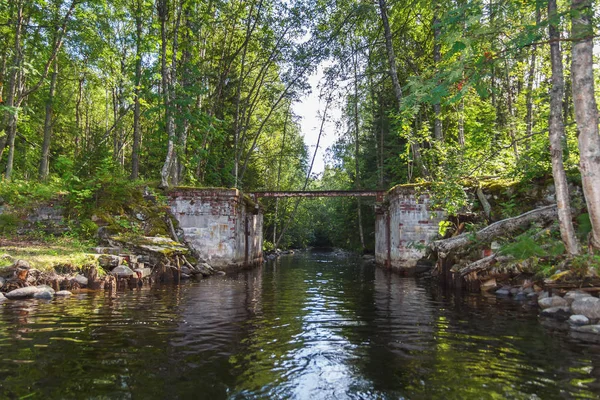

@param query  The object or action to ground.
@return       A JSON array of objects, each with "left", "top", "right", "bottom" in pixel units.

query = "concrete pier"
[
  {"left": 375, "top": 185, "right": 446, "bottom": 273},
  {"left": 168, "top": 188, "right": 263, "bottom": 269}
]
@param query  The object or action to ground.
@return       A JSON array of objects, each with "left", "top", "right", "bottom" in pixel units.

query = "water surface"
[{"left": 1, "top": 251, "right": 600, "bottom": 399}]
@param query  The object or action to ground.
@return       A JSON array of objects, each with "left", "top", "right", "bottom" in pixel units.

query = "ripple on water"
[{"left": 1, "top": 253, "right": 600, "bottom": 399}]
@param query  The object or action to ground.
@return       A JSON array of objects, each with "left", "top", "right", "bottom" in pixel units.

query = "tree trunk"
[
  {"left": 547, "top": 0, "right": 580, "bottom": 255},
  {"left": 38, "top": 59, "right": 58, "bottom": 181},
  {"left": 2, "top": 0, "right": 23, "bottom": 180},
  {"left": 131, "top": 0, "right": 143, "bottom": 180},
  {"left": 353, "top": 50, "right": 365, "bottom": 251},
  {"left": 571, "top": 0, "right": 600, "bottom": 249},
  {"left": 159, "top": 0, "right": 178, "bottom": 188},
  {"left": 431, "top": 205, "right": 558, "bottom": 256},
  {"left": 525, "top": 6, "right": 541, "bottom": 150},
  {"left": 432, "top": 6, "right": 442, "bottom": 141}
]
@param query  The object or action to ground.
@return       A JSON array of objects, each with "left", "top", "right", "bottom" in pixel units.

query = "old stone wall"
[
  {"left": 168, "top": 188, "right": 263, "bottom": 269},
  {"left": 375, "top": 186, "right": 445, "bottom": 273}
]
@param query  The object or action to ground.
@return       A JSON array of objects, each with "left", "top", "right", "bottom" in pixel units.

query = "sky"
[{"left": 293, "top": 65, "right": 342, "bottom": 176}]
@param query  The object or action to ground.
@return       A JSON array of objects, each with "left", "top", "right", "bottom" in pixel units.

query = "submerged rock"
[
  {"left": 33, "top": 290, "right": 53, "bottom": 300},
  {"left": 538, "top": 296, "right": 568, "bottom": 309},
  {"left": 5, "top": 286, "right": 40, "bottom": 299},
  {"left": 571, "top": 297, "right": 600, "bottom": 319},
  {"left": 55, "top": 290, "right": 72, "bottom": 297},
  {"left": 540, "top": 306, "right": 571, "bottom": 320},
  {"left": 568, "top": 315, "right": 590, "bottom": 326}
]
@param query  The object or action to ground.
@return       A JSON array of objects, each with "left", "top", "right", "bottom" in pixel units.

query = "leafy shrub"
[{"left": 0, "top": 213, "right": 20, "bottom": 235}]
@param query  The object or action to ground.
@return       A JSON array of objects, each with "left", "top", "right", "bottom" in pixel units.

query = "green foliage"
[
  {"left": 499, "top": 235, "right": 547, "bottom": 259},
  {"left": 0, "top": 213, "right": 20, "bottom": 235},
  {"left": 577, "top": 213, "right": 592, "bottom": 239}
]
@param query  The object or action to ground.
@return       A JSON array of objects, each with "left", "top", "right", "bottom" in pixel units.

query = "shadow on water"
[{"left": 2, "top": 249, "right": 600, "bottom": 399}]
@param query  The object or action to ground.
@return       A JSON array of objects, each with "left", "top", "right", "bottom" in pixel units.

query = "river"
[{"left": 1, "top": 250, "right": 600, "bottom": 399}]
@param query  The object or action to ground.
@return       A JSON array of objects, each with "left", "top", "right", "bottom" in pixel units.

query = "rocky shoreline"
[{"left": 0, "top": 235, "right": 223, "bottom": 302}]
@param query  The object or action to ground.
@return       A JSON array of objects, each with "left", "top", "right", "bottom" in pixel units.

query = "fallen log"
[
  {"left": 459, "top": 254, "right": 513, "bottom": 277},
  {"left": 431, "top": 204, "right": 557, "bottom": 256}
]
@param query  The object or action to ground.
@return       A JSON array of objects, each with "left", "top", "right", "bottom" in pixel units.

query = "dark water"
[{"left": 2, "top": 251, "right": 600, "bottom": 399}]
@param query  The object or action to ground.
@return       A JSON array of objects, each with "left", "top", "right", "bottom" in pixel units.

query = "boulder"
[
  {"left": 111, "top": 265, "right": 134, "bottom": 277},
  {"left": 496, "top": 288, "right": 510, "bottom": 296},
  {"left": 568, "top": 315, "right": 590, "bottom": 326},
  {"left": 33, "top": 290, "right": 53, "bottom": 300},
  {"left": 564, "top": 291, "right": 592, "bottom": 305},
  {"left": 55, "top": 290, "right": 72, "bottom": 297},
  {"left": 540, "top": 306, "right": 571, "bottom": 320},
  {"left": 36, "top": 285, "right": 55, "bottom": 294},
  {"left": 571, "top": 297, "right": 600, "bottom": 319},
  {"left": 74, "top": 274, "right": 88, "bottom": 287},
  {"left": 0, "top": 292, "right": 6, "bottom": 301},
  {"left": 5, "top": 286, "right": 40, "bottom": 299},
  {"left": 0, "top": 276, "right": 5, "bottom": 289},
  {"left": 538, "top": 296, "right": 568, "bottom": 309},
  {"left": 571, "top": 325, "right": 600, "bottom": 334}
]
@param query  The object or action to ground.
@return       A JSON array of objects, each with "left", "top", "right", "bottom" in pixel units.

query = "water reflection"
[{"left": 1, "top": 251, "right": 600, "bottom": 399}]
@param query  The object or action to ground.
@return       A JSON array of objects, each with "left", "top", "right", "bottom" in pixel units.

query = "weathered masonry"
[
  {"left": 168, "top": 188, "right": 263, "bottom": 269},
  {"left": 168, "top": 186, "right": 444, "bottom": 273},
  {"left": 375, "top": 185, "right": 446, "bottom": 273}
]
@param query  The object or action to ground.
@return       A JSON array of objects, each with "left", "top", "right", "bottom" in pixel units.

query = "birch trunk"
[
  {"left": 548, "top": 0, "right": 580, "bottom": 255},
  {"left": 571, "top": 0, "right": 600, "bottom": 249}
]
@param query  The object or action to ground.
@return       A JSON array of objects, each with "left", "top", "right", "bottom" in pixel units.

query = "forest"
[{"left": 1, "top": 0, "right": 599, "bottom": 259}]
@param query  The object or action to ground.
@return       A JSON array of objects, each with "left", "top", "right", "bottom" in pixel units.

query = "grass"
[{"left": 0, "top": 236, "right": 98, "bottom": 272}]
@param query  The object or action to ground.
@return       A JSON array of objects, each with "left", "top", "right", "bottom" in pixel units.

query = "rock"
[
  {"left": 195, "top": 263, "right": 215, "bottom": 277},
  {"left": 527, "top": 292, "right": 538, "bottom": 298},
  {"left": 180, "top": 273, "right": 191, "bottom": 280},
  {"left": 571, "top": 297, "right": 600, "bottom": 319},
  {"left": 0, "top": 292, "right": 6, "bottom": 301},
  {"left": 0, "top": 276, "right": 5, "bottom": 288},
  {"left": 98, "top": 254, "right": 123, "bottom": 269},
  {"left": 111, "top": 265, "right": 134, "bottom": 277},
  {"left": 74, "top": 274, "right": 88, "bottom": 287},
  {"left": 94, "top": 246, "right": 122, "bottom": 255},
  {"left": 496, "top": 289, "right": 511, "bottom": 296},
  {"left": 564, "top": 291, "right": 592, "bottom": 305},
  {"left": 5, "top": 286, "right": 40, "bottom": 299},
  {"left": 568, "top": 315, "right": 590, "bottom": 326},
  {"left": 523, "top": 287, "right": 534, "bottom": 295},
  {"left": 216, "top": 270, "right": 226, "bottom": 276},
  {"left": 538, "top": 291, "right": 550, "bottom": 300},
  {"left": 510, "top": 288, "right": 520, "bottom": 295},
  {"left": 134, "top": 268, "right": 152, "bottom": 279},
  {"left": 481, "top": 278, "right": 497, "bottom": 291},
  {"left": 538, "top": 296, "right": 568, "bottom": 309},
  {"left": 36, "top": 285, "right": 55, "bottom": 294},
  {"left": 55, "top": 290, "right": 72, "bottom": 297},
  {"left": 571, "top": 324, "right": 600, "bottom": 334},
  {"left": 514, "top": 292, "right": 528, "bottom": 301},
  {"left": 540, "top": 306, "right": 571, "bottom": 320},
  {"left": 181, "top": 266, "right": 192, "bottom": 275},
  {"left": 33, "top": 290, "right": 53, "bottom": 300}
]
